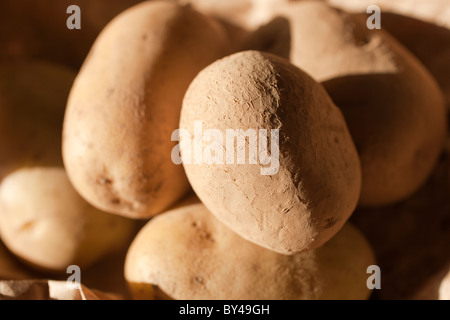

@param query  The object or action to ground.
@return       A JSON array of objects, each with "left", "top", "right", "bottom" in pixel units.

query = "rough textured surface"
[
  {"left": 0, "top": 167, "right": 136, "bottom": 272},
  {"left": 246, "top": 1, "right": 448, "bottom": 206},
  {"left": 125, "top": 203, "right": 375, "bottom": 300},
  {"left": 63, "top": 1, "right": 229, "bottom": 219},
  {"left": 180, "top": 50, "right": 361, "bottom": 254}
]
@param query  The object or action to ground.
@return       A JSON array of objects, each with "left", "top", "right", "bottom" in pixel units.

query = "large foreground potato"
[
  {"left": 246, "top": 1, "right": 447, "bottom": 206},
  {"left": 63, "top": 1, "right": 229, "bottom": 219},
  {"left": 125, "top": 203, "right": 375, "bottom": 300},
  {"left": 0, "top": 61, "right": 135, "bottom": 272},
  {"left": 180, "top": 50, "right": 361, "bottom": 254}
]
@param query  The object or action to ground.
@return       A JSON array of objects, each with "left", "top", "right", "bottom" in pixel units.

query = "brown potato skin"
[
  {"left": 245, "top": 1, "right": 448, "bottom": 206},
  {"left": 180, "top": 50, "right": 361, "bottom": 254},
  {"left": 125, "top": 203, "right": 375, "bottom": 300},
  {"left": 63, "top": 1, "right": 229, "bottom": 219}
]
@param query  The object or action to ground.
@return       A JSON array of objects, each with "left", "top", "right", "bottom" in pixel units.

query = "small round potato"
[
  {"left": 180, "top": 50, "right": 361, "bottom": 254},
  {"left": 125, "top": 203, "right": 376, "bottom": 300},
  {"left": 0, "top": 167, "right": 136, "bottom": 272}
]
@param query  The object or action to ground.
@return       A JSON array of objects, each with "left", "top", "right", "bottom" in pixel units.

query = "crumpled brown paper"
[{"left": 0, "top": 280, "right": 122, "bottom": 300}]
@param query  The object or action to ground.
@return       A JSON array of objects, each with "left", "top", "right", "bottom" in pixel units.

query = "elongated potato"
[
  {"left": 125, "top": 203, "right": 375, "bottom": 300},
  {"left": 246, "top": 1, "right": 447, "bottom": 206},
  {"left": 0, "top": 61, "right": 136, "bottom": 272},
  {"left": 180, "top": 50, "right": 361, "bottom": 254},
  {"left": 63, "top": 1, "right": 229, "bottom": 219}
]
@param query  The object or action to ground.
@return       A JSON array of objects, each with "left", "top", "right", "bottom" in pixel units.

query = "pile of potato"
[{"left": 0, "top": 0, "right": 449, "bottom": 300}]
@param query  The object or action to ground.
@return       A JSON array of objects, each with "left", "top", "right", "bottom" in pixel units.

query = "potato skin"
[
  {"left": 63, "top": 1, "right": 229, "bottom": 219},
  {"left": 125, "top": 203, "right": 375, "bottom": 300},
  {"left": 0, "top": 167, "right": 136, "bottom": 272},
  {"left": 248, "top": 1, "right": 447, "bottom": 206},
  {"left": 180, "top": 50, "right": 361, "bottom": 254}
]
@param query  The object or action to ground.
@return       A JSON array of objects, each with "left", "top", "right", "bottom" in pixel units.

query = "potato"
[
  {"left": 0, "top": 168, "right": 135, "bottom": 272},
  {"left": 350, "top": 152, "right": 450, "bottom": 299},
  {"left": 179, "top": 50, "right": 361, "bottom": 254},
  {"left": 0, "top": 0, "right": 146, "bottom": 69},
  {"left": 246, "top": 1, "right": 447, "bottom": 206},
  {"left": 125, "top": 203, "right": 375, "bottom": 300},
  {"left": 0, "top": 61, "right": 136, "bottom": 272},
  {"left": 63, "top": 1, "right": 229, "bottom": 219}
]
